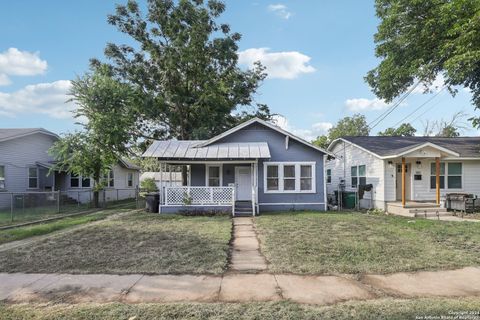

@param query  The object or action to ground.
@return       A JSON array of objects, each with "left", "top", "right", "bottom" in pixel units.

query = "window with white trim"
[
  {"left": 430, "top": 162, "right": 462, "bottom": 189},
  {"left": 104, "top": 170, "right": 114, "bottom": 188},
  {"left": 127, "top": 172, "right": 134, "bottom": 187},
  {"left": 70, "top": 173, "right": 91, "bottom": 188},
  {"left": 206, "top": 165, "right": 221, "bottom": 187},
  {"left": 266, "top": 165, "right": 279, "bottom": 191},
  {"left": 0, "top": 165, "right": 5, "bottom": 189},
  {"left": 351, "top": 165, "right": 366, "bottom": 188},
  {"left": 283, "top": 165, "right": 296, "bottom": 190},
  {"left": 70, "top": 173, "right": 80, "bottom": 188},
  {"left": 28, "top": 167, "right": 38, "bottom": 189},
  {"left": 326, "top": 169, "right": 331, "bottom": 184},
  {"left": 430, "top": 163, "right": 445, "bottom": 189},
  {"left": 300, "top": 165, "right": 313, "bottom": 190},
  {"left": 264, "top": 162, "right": 315, "bottom": 193},
  {"left": 447, "top": 163, "right": 462, "bottom": 189}
]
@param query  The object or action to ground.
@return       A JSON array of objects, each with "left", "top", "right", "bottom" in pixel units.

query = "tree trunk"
[{"left": 93, "top": 190, "right": 100, "bottom": 208}]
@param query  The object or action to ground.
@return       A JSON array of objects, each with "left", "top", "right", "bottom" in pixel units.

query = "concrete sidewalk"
[{"left": 1, "top": 267, "right": 479, "bottom": 305}]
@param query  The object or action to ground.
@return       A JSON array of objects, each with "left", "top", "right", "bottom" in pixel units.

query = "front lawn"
[
  {"left": 1, "top": 298, "right": 480, "bottom": 320},
  {"left": 256, "top": 212, "right": 480, "bottom": 274},
  {"left": 0, "top": 209, "right": 126, "bottom": 245},
  {"left": 0, "top": 212, "right": 231, "bottom": 274}
]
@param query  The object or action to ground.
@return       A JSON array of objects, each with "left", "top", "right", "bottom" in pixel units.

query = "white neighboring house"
[
  {"left": 325, "top": 136, "right": 480, "bottom": 213},
  {"left": 0, "top": 128, "right": 141, "bottom": 207},
  {"left": 140, "top": 172, "right": 183, "bottom": 190}
]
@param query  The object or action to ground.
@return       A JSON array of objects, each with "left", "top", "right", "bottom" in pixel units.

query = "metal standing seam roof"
[
  {"left": 337, "top": 136, "right": 480, "bottom": 158},
  {"left": 143, "top": 140, "right": 271, "bottom": 159}
]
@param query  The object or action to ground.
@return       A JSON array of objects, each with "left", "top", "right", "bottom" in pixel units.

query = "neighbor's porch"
[{"left": 157, "top": 161, "right": 259, "bottom": 216}]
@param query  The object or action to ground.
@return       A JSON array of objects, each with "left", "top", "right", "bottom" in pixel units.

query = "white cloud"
[
  {"left": 0, "top": 80, "right": 75, "bottom": 119},
  {"left": 272, "top": 115, "right": 332, "bottom": 141},
  {"left": 0, "top": 74, "right": 11, "bottom": 86},
  {"left": 0, "top": 48, "right": 48, "bottom": 86},
  {"left": 267, "top": 4, "right": 291, "bottom": 19},
  {"left": 345, "top": 97, "right": 388, "bottom": 112},
  {"left": 238, "top": 48, "right": 315, "bottom": 79}
]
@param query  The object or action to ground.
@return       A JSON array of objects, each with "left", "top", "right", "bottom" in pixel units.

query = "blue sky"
[{"left": 0, "top": 0, "right": 477, "bottom": 139}]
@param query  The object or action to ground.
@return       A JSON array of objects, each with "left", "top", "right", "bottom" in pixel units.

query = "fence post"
[
  {"left": 135, "top": 186, "right": 139, "bottom": 209},
  {"left": 77, "top": 191, "right": 80, "bottom": 207},
  {"left": 57, "top": 191, "right": 60, "bottom": 213},
  {"left": 117, "top": 189, "right": 119, "bottom": 202},
  {"left": 89, "top": 191, "right": 92, "bottom": 208},
  {"left": 10, "top": 193, "right": 13, "bottom": 222}
]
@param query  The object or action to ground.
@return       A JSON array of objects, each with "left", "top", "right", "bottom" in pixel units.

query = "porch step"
[
  {"left": 234, "top": 201, "right": 254, "bottom": 217},
  {"left": 387, "top": 202, "right": 452, "bottom": 218}
]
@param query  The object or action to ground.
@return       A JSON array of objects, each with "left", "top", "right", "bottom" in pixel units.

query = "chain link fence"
[{"left": 0, "top": 188, "right": 147, "bottom": 227}]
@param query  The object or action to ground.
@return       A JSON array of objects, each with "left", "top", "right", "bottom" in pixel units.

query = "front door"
[{"left": 235, "top": 166, "right": 252, "bottom": 201}]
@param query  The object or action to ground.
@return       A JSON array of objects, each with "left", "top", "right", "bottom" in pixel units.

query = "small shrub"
[
  {"left": 140, "top": 178, "right": 158, "bottom": 192},
  {"left": 179, "top": 209, "right": 230, "bottom": 217}
]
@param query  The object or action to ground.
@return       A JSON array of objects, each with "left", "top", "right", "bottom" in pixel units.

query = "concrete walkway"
[
  {"left": 1, "top": 267, "right": 479, "bottom": 305},
  {"left": 229, "top": 217, "right": 268, "bottom": 272}
]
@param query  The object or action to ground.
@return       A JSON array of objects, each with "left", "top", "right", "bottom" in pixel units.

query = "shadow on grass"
[{"left": 0, "top": 213, "right": 231, "bottom": 275}]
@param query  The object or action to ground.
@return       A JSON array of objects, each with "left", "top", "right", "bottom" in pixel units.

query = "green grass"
[
  {"left": 0, "top": 212, "right": 232, "bottom": 274},
  {"left": 256, "top": 212, "right": 480, "bottom": 274},
  {"left": 0, "top": 198, "right": 140, "bottom": 227},
  {"left": 1, "top": 298, "right": 480, "bottom": 320},
  {"left": 0, "top": 209, "right": 124, "bottom": 245}
]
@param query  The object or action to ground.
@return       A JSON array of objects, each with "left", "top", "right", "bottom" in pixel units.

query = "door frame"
[{"left": 234, "top": 166, "right": 252, "bottom": 201}]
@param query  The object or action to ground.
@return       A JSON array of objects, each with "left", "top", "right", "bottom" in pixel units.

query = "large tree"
[
  {"left": 378, "top": 123, "right": 417, "bottom": 136},
  {"left": 312, "top": 114, "right": 370, "bottom": 149},
  {"left": 366, "top": 0, "right": 480, "bottom": 127},
  {"left": 94, "top": 0, "right": 271, "bottom": 142},
  {"left": 50, "top": 67, "right": 137, "bottom": 207},
  {"left": 50, "top": 133, "right": 118, "bottom": 208}
]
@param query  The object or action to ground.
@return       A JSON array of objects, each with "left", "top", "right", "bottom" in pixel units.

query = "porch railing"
[{"left": 164, "top": 186, "right": 235, "bottom": 206}]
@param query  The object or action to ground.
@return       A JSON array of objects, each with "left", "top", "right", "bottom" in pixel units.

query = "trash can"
[
  {"left": 145, "top": 193, "right": 159, "bottom": 213},
  {"left": 343, "top": 192, "right": 357, "bottom": 209}
]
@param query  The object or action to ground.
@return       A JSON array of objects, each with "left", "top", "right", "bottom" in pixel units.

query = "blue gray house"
[
  {"left": 0, "top": 128, "right": 141, "bottom": 209},
  {"left": 143, "top": 118, "right": 333, "bottom": 216}
]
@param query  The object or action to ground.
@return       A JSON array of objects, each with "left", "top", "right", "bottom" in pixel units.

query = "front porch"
[
  {"left": 157, "top": 161, "right": 259, "bottom": 216},
  {"left": 386, "top": 201, "right": 449, "bottom": 218}
]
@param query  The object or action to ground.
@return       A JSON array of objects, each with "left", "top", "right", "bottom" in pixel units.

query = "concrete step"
[{"left": 409, "top": 208, "right": 448, "bottom": 214}]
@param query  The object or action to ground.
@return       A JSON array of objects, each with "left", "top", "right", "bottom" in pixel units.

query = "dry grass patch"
[
  {"left": 1, "top": 298, "right": 480, "bottom": 320},
  {"left": 256, "top": 212, "right": 480, "bottom": 274},
  {"left": 0, "top": 211, "right": 231, "bottom": 274}
]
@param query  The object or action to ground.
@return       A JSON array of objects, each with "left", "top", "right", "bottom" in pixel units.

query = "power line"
[
  {"left": 391, "top": 86, "right": 446, "bottom": 128},
  {"left": 368, "top": 81, "right": 420, "bottom": 130},
  {"left": 410, "top": 98, "right": 444, "bottom": 124}
]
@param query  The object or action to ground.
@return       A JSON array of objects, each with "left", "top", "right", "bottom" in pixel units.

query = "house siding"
[
  {"left": 0, "top": 133, "right": 57, "bottom": 208},
  {"left": 326, "top": 140, "right": 387, "bottom": 209},
  {"left": 410, "top": 159, "right": 480, "bottom": 201},
  {"left": 211, "top": 122, "right": 326, "bottom": 211}
]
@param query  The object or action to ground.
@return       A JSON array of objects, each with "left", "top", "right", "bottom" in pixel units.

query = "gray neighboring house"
[
  {"left": 0, "top": 128, "right": 141, "bottom": 208},
  {"left": 143, "top": 118, "right": 333, "bottom": 216}
]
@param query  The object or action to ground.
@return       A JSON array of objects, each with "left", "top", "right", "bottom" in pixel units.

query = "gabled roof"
[
  {"left": 328, "top": 136, "right": 480, "bottom": 159},
  {"left": 196, "top": 117, "right": 334, "bottom": 157},
  {"left": 0, "top": 128, "right": 58, "bottom": 143},
  {"left": 143, "top": 140, "right": 271, "bottom": 159},
  {"left": 119, "top": 159, "right": 142, "bottom": 171}
]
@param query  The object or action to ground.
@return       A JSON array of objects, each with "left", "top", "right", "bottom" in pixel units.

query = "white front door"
[{"left": 235, "top": 166, "right": 252, "bottom": 200}]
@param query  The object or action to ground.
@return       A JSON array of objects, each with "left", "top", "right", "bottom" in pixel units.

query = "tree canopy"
[
  {"left": 312, "top": 114, "right": 370, "bottom": 149},
  {"left": 378, "top": 123, "right": 417, "bottom": 136},
  {"left": 366, "top": 0, "right": 480, "bottom": 127},
  {"left": 94, "top": 0, "right": 272, "bottom": 141}
]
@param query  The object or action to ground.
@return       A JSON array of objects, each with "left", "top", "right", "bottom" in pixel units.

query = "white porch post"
[{"left": 158, "top": 161, "right": 163, "bottom": 213}]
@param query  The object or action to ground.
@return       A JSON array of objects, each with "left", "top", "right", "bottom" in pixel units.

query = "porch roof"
[{"left": 143, "top": 140, "right": 271, "bottom": 160}]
